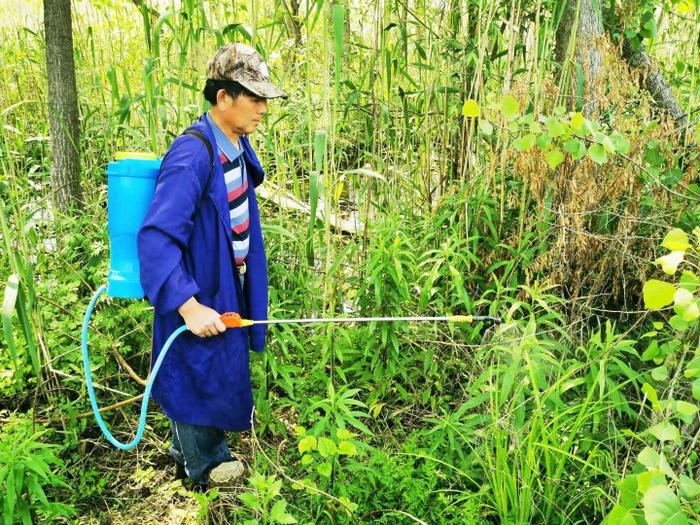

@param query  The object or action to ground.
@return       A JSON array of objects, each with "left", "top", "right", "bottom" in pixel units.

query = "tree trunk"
[
  {"left": 44, "top": 0, "right": 83, "bottom": 213},
  {"left": 621, "top": 39, "right": 687, "bottom": 129},
  {"left": 554, "top": 0, "right": 604, "bottom": 116}
]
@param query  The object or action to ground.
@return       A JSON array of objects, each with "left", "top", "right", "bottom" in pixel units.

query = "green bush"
[{"left": 0, "top": 414, "right": 74, "bottom": 525}]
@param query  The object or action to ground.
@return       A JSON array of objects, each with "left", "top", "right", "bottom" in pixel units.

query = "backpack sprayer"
[{"left": 82, "top": 153, "right": 501, "bottom": 450}]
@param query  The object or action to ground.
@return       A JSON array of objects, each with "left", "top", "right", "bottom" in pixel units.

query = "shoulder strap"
[{"left": 182, "top": 129, "right": 215, "bottom": 200}]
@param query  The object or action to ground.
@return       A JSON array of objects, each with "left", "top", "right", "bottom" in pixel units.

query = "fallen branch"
[{"left": 257, "top": 182, "right": 365, "bottom": 234}]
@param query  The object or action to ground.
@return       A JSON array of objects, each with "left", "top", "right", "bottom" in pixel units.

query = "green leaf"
[
  {"left": 679, "top": 475, "right": 700, "bottom": 499},
  {"left": 638, "top": 469, "right": 667, "bottom": 495},
  {"left": 674, "top": 289, "right": 699, "bottom": 322},
  {"left": 338, "top": 440, "right": 358, "bottom": 455},
  {"left": 317, "top": 462, "right": 332, "bottom": 478},
  {"left": 679, "top": 272, "right": 700, "bottom": 293},
  {"left": 547, "top": 118, "right": 566, "bottom": 138},
  {"left": 693, "top": 378, "right": 700, "bottom": 401},
  {"left": 546, "top": 149, "right": 565, "bottom": 170},
  {"left": 651, "top": 366, "right": 669, "bottom": 381},
  {"left": 656, "top": 251, "right": 684, "bottom": 275},
  {"left": 570, "top": 112, "right": 585, "bottom": 131},
  {"left": 587, "top": 143, "right": 608, "bottom": 164},
  {"left": 336, "top": 428, "right": 355, "bottom": 440},
  {"left": 675, "top": 400, "right": 698, "bottom": 418},
  {"left": 536, "top": 134, "right": 552, "bottom": 148},
  {"left": 514, "top": 134, "right": 536, "bottom": 151},
  {"left": 317, "top": 437, "right": 337, "bottom": 457},
  {"left": 669, "top": 315, "right": 689, "bottom": 331},
  {"left": 301, "top": 454, "right": 314, "bottom": 466},
  {"left": 643, "top": 280, "right": 676, "bottom": 310},
  {"left": 662, "top": 229, "right": 690, "bottom": 251},
  {"left": 294, "top": 426, "right": 306, "bottom": 436},
  {"left": 648, "top": 421, "right": 680, "bottom": 442},
  {"left": 298, "top": 436, "right": 317, "bottom": 453},
  {"left": 619, "top": 475, "right": 641, "bottom": 508},
  {"left": 462, "top": 99, "right": 481, "bottom": 118},
  {"left": 642, "top": 485, "right": 688, "bottom": 525},
  {"left": 563, "top": 138, "right": 586, "bottom": 160},
  {"left": 501, "top": 95, "right": 520, "bottom": 121},
  {"left": 239, "top": 492, "right": 262, "bottom": 511},
  {"left": 478, "top": 119, "right": 493, "bottom": 136},
  {"left": 639, "top": 446, "right": 661, "bottom": 468},
  {"left": 605, "top": 505, "right": 641, "bottom": 525},
  {"left": 611, "top": 131, "right": 632, "bottom": 155},
  {"left": 270, "top": 500, "right": 298, "bottom": 524}
]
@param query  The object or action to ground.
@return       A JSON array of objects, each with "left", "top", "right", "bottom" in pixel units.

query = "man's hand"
[{"left": 178, "top": 297, "right": 227, "bottom": 337}]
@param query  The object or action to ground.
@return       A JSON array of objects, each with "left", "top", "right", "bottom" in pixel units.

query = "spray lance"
[{"left": 82, "top": 153, "right": 501, "bottom": 451}]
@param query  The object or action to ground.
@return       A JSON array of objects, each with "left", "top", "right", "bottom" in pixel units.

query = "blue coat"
[{"left": 137, "top": 114, "right": 268, "bottom": 431}]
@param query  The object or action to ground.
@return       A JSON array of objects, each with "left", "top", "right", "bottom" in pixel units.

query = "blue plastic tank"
[{"left": 107, "top": 153, "right": 162, "bottom": 299}]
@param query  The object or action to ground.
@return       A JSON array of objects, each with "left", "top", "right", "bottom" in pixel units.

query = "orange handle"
[{"left": 220, "top": 312, "right": 254, "bottom": 328}]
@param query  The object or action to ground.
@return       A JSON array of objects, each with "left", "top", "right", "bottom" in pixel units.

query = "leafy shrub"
[{"left": 0, "top": 414, "right": 74, "bottom": 525}]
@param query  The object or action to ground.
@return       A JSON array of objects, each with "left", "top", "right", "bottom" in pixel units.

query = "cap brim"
[{"left": 239, "top": 79, "right": 288, "bottom": 99}]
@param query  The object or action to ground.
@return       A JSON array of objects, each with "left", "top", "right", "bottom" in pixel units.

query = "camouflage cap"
[{"left": 206, "top": 43, "right": 288, "bottom": 100}]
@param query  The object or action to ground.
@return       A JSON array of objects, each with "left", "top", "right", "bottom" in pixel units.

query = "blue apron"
[{"left": 137, "top": 114, "right": 268, "bottom": 431}]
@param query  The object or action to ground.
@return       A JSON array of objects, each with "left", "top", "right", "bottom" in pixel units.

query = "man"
[{"left": 137, "top": 43, "right": 287, "bottom": 490}]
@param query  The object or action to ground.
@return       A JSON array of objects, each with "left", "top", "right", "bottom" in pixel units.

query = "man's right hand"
[{"left": 178, "top": 297, "right": 227, "bottom": 337}]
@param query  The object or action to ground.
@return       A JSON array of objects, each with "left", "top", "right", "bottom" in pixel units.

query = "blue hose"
[{"left": 81, "top": 285, "right": 187, "bottom": 450}]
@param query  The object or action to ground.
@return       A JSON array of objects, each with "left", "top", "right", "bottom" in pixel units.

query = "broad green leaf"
[
  {"left": 675, "top": 400, "right": 698, "bottom": 418},
  {"left": 501, "top": 95, "right": 520, "bottom": 121},
  {"left": 338, "top": 440, "right": 357, "bottom": 455},
  {"left": 638, "top": 469, "right": 667, "bottom": 495},
  {"left": 336, "top": 428, "right": 354, "bottom": 440},
  {"left": 547, "top": 118, "right": 566, "bottom": 138},
  {"left": 588, "top": 143, "right": 608, "bottom": 164},
  {"left": 294, "top": 426, "right": 306, "bottom": 436},
  {"left": 693, "top": 378, "right": 700, "bottom": 401},
  {"left": 669, "top": 315, "right": 689, "bottom": 331},
  {"left": 298, "top": 436, "right": 317, "bottom": 453},
  {"left": 648, "top": 421, "right": 680, "bottom": 442},
  {"left": 479, "top": 119, "right": 493, "bottom": 136},
  {"left": 604, "top": 505, "right": 641, "bottom": 525},
  {"left": 317, "top": 437, "right": 337, "bottom": 457},
  {"left": 656, "top": 251, "right": 684, "bottom": 275},
  {"left": 317, "top": 462, "right": 332, "bottom": 477},
  {"left": 570, "top": 112, "right": 585, "bottom": 131},
  {"left": 611, "top": 131, "right": 632, "bottom": 155},
  {"left": 639, "top": 446, "right": 661, "bottom": 468},
  {"left": 602, "top": 136, "right": 617, "bottom": 154},
  {"left": 546, "top": 149, "right": 565, "bottom": 170},
  {"left": 270, "top": 500, "right": 298, "bottom": 524},
  {"left": 514, "top": 134, "right": 536, "bottom": 151},
  {"left": 685, "top": 357, "right": 700, "bottom": 379},
  {"left": 301, "top": 454, "right": 314, "bottom": 465},
  {"left": 563, "top": 138, "right": 586, "bottom": 160},
  {"left": 642, "top": 485, "right": 688, "bottom": 525},
  {"left": 651, "top": 366, "right": 669, "bottom": 381},
  {"left": 462, "top": 99, "right": 481, "bottom": 118},
  {"left": 239, "top": 492, "right": 262, "bottom": 511},
  {"left": 536, "top": 134, "right": 552, "bottom": 148},
  {"left": 662, "top": 229, "right": 690, "bottom": 251},
  {"left": 643, "top": 383, "right": 661, "bottom": 411},
  {"left": 644, "top": 280, "right": 676, "bottom": 310},
  {"left": 679, "top": 475, "right": 700, "bottom": 499},
  {"left": 674, "top": 289, "right": 700, "bottom": 322},
  {"left": 619, "top": 475, "right": 641, "bottom": 508},
  {"left": 679, "top": 272, "right": 700, "bottom": 293}
]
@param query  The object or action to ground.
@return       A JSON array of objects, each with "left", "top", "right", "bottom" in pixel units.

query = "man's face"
[{"left": 218, "top": 90, "right": 268, "bottom": 137}]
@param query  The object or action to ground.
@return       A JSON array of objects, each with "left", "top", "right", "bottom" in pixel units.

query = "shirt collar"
[{"left": 205, "top": 112, "right": 242, "bottom": 162}]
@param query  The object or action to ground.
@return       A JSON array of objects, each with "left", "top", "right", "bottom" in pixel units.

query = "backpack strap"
[{"left": 182, "top": 129, "right": 215, "bottom": 200}]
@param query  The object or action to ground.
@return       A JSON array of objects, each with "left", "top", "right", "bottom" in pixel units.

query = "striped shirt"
[{"left": 206, "top": 113, "right": 250, "bottom": 264}]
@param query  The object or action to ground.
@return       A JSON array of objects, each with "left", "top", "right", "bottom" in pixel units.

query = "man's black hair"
[{"left": 203, "top": 79, "right": 259, "bottom": 105}]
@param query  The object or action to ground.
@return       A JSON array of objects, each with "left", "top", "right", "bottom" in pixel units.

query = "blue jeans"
[
  {"left": 169, "top": 272, "right": 246, "bottom": 483},
  {"left": 170, "top": 420, "right": 232, "bottom": 483}
]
